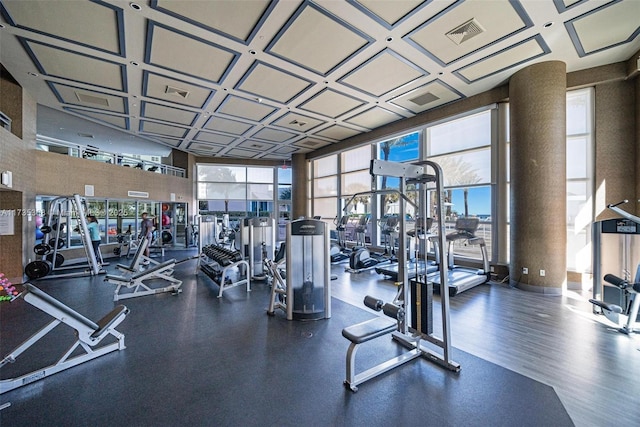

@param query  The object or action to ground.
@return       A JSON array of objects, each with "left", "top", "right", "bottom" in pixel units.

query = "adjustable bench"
[
  {"left": 116, "top": 236, "right": 149, "bottom": 273},
  {"left": 105, "top": 259, "right": 182, "bottom": 301},
  {"left": 1, "top": 284, "right": 128, "bottom": 395},
  {"left": 342, "top": 296, "right": 422, "bottom": 392}
]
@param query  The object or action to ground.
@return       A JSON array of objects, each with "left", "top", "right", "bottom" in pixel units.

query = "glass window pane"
[
  {"left": 314, "top": 176, "right": 337, "bottom": 197},
  {"left": 247, "top": 183, "right": 274, "bottom": 200},
  {"left": 247, "top": 167, "right": 273, "bottom": 183},
  {"left": 247, "top": 201, "right": 274, "bottom": 217},
  {"left": 278, "top": 167, "right": 292, "bottom": 184},
  {"left": 428, "top": 111, "right": 491, "bottom": 156},
  {"left": 341, "top": 170, "right": 371, "bottom": 196},
  {"left": 567, "top": 90, "right": 590, "bottom": 136},
  {"left": 430, "top": 148, "right": 491, "bottom": 185},
  {"left": 197, "top": 165, "right": 246, "bottom": 182},
  {"left": 341, "top": 145, "right": 371, "bottom": 172},
  {"left": 448, "top": 186, "right": 492, "bottom": 219},
  {"left": 314, "top": 155, "right": 337, "bottom": 177},
  {"left": 314, "top": 197, "right": 337, "bottom": 219},
  {"left": 567, "top": 137, "right": 588, "bottom": 179},
  {"left": 199, "top": 182, "right": 246, "bottom": 199},
  {"left": 278, "top": 185, "right": 291, "bottom": 200},
  {"left": 378, "top": 131, "right": 420, "bottom": 162}
]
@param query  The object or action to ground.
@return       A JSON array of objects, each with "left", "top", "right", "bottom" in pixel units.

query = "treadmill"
[
  {"left": 376, "top": 217, "right": 438, "bottom": 281},
  {"left": 426, "top": 217, "right": 490, "bottom": 296}
]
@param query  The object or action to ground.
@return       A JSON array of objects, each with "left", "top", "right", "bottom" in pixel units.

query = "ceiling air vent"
[
  {"left": 289, "top": 119, "right": 308, "bottom": 127},
  {"left": 446, "top": 18, "right": 485, "bottom": 45},
  {"left": 304, "top": 141, "right": 320, "bottom": 147},
  {"left": 75, "top": 92, "right": 110, "bottom": 106},
  {"left": 408, "top": 92, "right": 440, "bottom": 106},
  {"left": 165, "top": 85, "right": 190, "bottom": 99},
  {"left": 77, "top": 132, "right": 94, "bottom": 138}
]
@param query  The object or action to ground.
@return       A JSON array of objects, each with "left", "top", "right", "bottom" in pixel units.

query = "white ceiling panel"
[
  {"left": 236, "top": 61, "right": 313, "bottom": 103},
  {"left": 217, "top": 96, "right": 277, "bottom": 121},
  {"left": 140, "top": 121, "right": 189, "bottom": 139},
  {"left": 193, "top": 131, "right": 237, "bottom": 145},
  {"left": 147, "top": 22, "right": 238, "bottom": 83},
  {"left": 0, "top": 0, "right": 636, "bottom": 160},
  {"left": 1, "top": 0, "right": 123, "bottom": 54},
  {"left": 298, "top": 88, "right": 365, "bottom": 118},
  {"left": 152, "top": 0, "right": 273, "bottom": 43},
  {"left": 568, "top": 0, "right": 640, "bottom": 56},
  {"left": 24, "top": 40, "right": 124, "bottom": 91},
  {"left": 65, "top": 108, "right": 128, "bottom": 130},
  {"left": 143, "top": 72, "right": 214, "bottom": 109},
  {"left": 345, "top": 107, "right": 404, "bottom": 130},
  {"left": 204, "top": 116, "right": 254, "bottom": 135},
  {"left": 407, "top": 0, "right": 531, "bottom": 65},
  {"left": 267, "top": 1, "right": 372, "bottom": 75},
  {"left": 339, "top": 49, "right": 426, "bottom": 97},
  {"left": 49, "top": 83, "right": 126, "bottom": 114},
  {"left": 141, "top": 102, "right": 198, "bottom": 126}
]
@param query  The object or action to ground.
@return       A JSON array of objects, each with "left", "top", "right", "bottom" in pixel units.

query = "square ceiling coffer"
[
  {"left": 165, "top": 85, "right": 190, "bottom": 98},
  {"left": 446, "top": 18, "right": 485, "bottom": 45},
  {"left": 409, "top": 92, "right": 440, "bottom": 106},
  {"left": 75, "top": 92, "right": 110, "bottom": 106}
]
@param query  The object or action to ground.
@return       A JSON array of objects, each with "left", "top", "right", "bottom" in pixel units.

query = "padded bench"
[
  {"left": 343, "top": 316, "right": 419, "bottom": 392},
  {"left": 105, "top": 259, "right": 182, "bottom": 301}
]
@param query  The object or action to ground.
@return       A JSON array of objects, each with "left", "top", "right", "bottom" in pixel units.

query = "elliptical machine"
[
  {"left": 347, "top": 216, "right": 395, "bottom": 273},
  {"left": 330, "top": 215, "right": 351, "bottom": 263}
]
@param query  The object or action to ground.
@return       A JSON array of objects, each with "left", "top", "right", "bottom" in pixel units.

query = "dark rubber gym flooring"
[{"left": 1, "top": 251, "right": 572, "bottom": 426}]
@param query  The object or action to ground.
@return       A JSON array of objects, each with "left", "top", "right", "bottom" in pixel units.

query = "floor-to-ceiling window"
[
  {"left": 565, "top": 88, "right": 594, "bottom": 273},
  {"left": 425, "top": 110, "right": 493, "bottom": 260}
]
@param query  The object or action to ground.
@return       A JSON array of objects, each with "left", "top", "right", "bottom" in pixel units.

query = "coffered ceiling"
[{"left": 1, "top": 0, "right": 638, "bottom": 160}]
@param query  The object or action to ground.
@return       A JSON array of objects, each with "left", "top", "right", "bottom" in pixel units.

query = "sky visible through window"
[{"left": 378, "top": 133, "right": 492, "bottom": 219}]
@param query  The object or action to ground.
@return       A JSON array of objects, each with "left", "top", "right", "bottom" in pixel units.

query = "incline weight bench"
[
  {"left": 105, "top": 259, "right": 182, "bottom": 301},
  {"left": 116, "top": 236, "right": 150, "bottom": 273},
  {"left": 1, "top": 284, "right": 129, "bottom": 394},
  {"left": 342, "top": 296, "right": 412, "bottom": 392}
]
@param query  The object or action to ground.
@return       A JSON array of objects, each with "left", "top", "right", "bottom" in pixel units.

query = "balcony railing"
[{"left": 36, "top": 136, "right": 185, "bottom": 177}]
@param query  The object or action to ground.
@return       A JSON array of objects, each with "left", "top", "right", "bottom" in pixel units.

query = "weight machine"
[
  {"left": 25, "top": 194, "right": 103, "bottom": 280},
  {"left": 341, "top": 159, "right": 459, "bottom": 391},
  {"left": 590, "top": 200, "right": 640, "bottom": 333},
  {"left": 245, "top": 217, "right": 276, "bottom": 280},
  {"left": 267, "top": 218, "right": 330, "bottom": 320}
]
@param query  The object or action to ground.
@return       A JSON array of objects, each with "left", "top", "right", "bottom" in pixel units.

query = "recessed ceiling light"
[
  {"left": 249, "top": 49, "right": 257, "bottom": 55},
  {"left": 386, "top": 36, "right": 393, "bottom": 42},
  {"left": 438, "top": 71, "right": 444, "bottom": 76},
  {"left": 27, "top": 72, "right": 39, "bottom": 77},
  {"left": 130, "top": 3, "right": 141, "bottom": 10},
  {"left": 0, "top": 24, "right": 5, "bottom": 29},
  {"left": 543, "top": 22, "right": 553, "bottom": 28},
  {"left": 130, "top": 61, "right": 139, "bottom": 66}
]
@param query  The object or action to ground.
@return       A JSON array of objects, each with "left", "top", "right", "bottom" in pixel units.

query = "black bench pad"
[{"left": 342, "top": 317, "right": 396, "bottom": 344}]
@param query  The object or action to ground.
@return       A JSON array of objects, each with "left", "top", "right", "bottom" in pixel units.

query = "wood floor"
[
  {"left": 330, "top": 263, "right": 640, "bottom": 427},
  {"left": 2, "top": 250, "right": 639, "bottom": 426}
]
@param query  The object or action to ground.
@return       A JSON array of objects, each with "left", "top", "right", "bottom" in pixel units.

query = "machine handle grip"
[
  {"left": 603, "top": 274, "right": 628, "bottom": 289},
  {"left": 607, "top": 200, "right": 628, "bottom": 208}
]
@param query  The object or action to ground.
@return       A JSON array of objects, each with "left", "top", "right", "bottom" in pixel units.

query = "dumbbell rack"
[{"left": 198, "top": 244, "right": 250, "bottom": 298}]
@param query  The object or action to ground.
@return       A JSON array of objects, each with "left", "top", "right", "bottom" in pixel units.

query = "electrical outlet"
[
  {"left": 540, "top": 269, "right": 545, "bottom": 276},
  {"left": 522, "top": 267, "right": 528, "bottom": 274},
  {"left": 490, "top": 266, "right": 495, "bottom": 273}
]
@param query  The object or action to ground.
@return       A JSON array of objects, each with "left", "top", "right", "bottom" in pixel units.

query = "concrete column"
[
  {"left": 509, "top": 61, "right": 566, "bottom": 294},
  {"left": 291, "top": 153, "right": 308, "bottom": 219}
]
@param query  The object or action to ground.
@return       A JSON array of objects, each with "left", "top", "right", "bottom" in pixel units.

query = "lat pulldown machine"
[{"left": 342, "top": 160, "right": 460, "bottom": 391}]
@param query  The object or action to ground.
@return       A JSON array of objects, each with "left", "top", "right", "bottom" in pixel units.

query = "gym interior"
[{"left": 1, "top": 1, "right": 640, "bottom": 426}]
